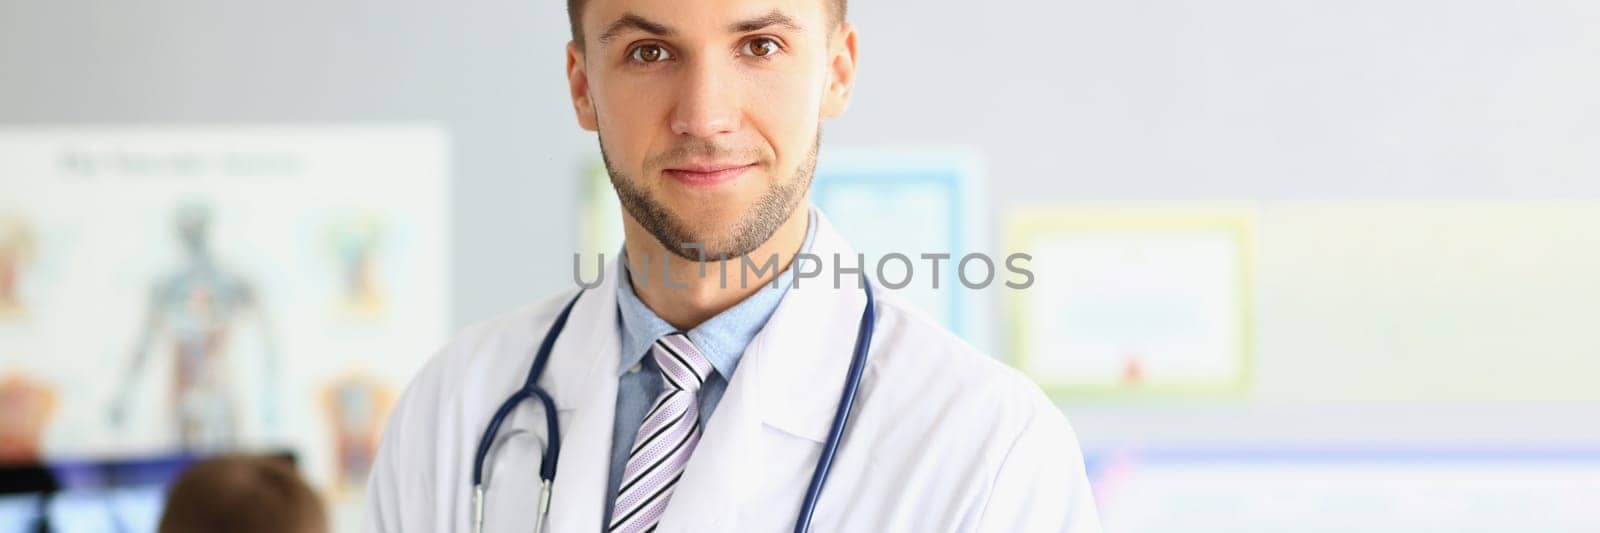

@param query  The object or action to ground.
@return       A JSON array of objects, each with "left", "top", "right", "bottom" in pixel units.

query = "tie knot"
[{"left": 651, "top": 333, "right": 713, "bottom": 392}]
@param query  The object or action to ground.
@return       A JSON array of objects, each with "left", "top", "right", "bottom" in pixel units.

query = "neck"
[{"left": 623, "top": 205, "right": 809, "bottom": 331}]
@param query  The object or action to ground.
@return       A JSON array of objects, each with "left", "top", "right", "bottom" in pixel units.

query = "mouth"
[{"left": 662, "top": 162, "right": 756, "bottom": 189}]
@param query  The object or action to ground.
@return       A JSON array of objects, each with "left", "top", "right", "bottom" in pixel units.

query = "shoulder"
[
  {"left": 864, "top": 292, "right": 1098, "bottom": 530},
  {"left": 383, "top": 290, "right": 579, "bottom": 437},
  {"left": 868, "top": 290, "right": 1056, "bottom": 412},
  {"left": 440, "top": 292, "right": 574, "bottom": 365},
  {"left": 864, "top": 290, "right": 1075, "bottom": 445},
  {"left": 410, "top": 290, "right": 578, "bottom": 399},
  {"left": 368, "top": 289, "right": 583, "bottom": 530}
]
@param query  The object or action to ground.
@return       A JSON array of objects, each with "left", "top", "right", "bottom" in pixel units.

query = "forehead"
[{"left": 580, "top": 0, "right": 830, "bottom": 38}]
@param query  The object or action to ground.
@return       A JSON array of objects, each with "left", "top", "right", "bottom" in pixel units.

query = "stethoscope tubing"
[
  {"left": 794, "top": 281, "right": 875, "bottom": 533},
  {"left": 472, "top": 282, "right": 874, "bottom": 533},
  {"left": 471, "top": 290, "right": 582, "bottom": 488}
]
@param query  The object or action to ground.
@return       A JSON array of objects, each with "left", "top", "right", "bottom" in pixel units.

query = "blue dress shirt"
[{"left": 604, "top": 208, "right": 818, "bottom": 522}]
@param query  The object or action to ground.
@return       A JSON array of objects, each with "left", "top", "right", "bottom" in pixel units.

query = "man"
[{"left": 366, "top": 0, "right": 1101, "bottom": 531}]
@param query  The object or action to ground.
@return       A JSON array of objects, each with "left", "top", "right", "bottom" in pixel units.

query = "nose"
[{"left": 670, "top": 59, "right": 740, "bottom": 138}]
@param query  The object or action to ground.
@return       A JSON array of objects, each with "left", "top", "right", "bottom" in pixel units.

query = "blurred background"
[{"left": 3, "top": 0, "right": 1599, "bottom": 531}]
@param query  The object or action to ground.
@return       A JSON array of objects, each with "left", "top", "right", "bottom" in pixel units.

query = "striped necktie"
[{"left": 609, "top": 332, "right": 715, "bottom": 532}]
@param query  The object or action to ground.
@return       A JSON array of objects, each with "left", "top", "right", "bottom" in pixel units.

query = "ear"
[
  {"left": 568, "top": 41, "right": 599, "bottom": 131},
  {"left": 820, "top": 23, "right": 859, "bottom": 119}
]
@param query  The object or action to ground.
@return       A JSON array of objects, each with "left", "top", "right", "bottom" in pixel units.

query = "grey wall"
[
  {"left": 6, "top": 0, "right": 1599, "bottom": 447},
  {"left": 7, "top": 0, "right": 1598, "bottom": 326}
]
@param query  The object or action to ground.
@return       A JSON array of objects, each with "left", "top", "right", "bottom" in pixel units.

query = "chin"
[{"left": 673, "top": 211, "right": 746, "bottom": 244}]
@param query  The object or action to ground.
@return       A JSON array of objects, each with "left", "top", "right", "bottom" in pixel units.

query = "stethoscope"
[{"left": 472, "top": 282, "right": 876, "bottom": 533}]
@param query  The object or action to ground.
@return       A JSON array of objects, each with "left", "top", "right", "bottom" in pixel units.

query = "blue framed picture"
[{"left": 811, "top": 149, "right": 988, "bottom": 351}]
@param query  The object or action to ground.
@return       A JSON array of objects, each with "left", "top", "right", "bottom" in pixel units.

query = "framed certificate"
[{"left": 1005, "top": 207, "right": 1255, "bottom": 395}]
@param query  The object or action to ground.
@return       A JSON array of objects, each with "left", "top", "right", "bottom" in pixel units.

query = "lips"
[{"left": 662, "top": 163, "right": 755, "bottom": 188}]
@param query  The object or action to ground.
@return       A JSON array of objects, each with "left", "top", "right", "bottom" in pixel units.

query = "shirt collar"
[{"left": 615, "top": 208, "right": 819, "bottom": 379}]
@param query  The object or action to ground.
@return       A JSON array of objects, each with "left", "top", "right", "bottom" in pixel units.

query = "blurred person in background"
[{"left": 158, "top": 454, "right": 326, "bottom": 533}]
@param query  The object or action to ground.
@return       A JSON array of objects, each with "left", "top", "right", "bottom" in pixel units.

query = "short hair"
[
  {"left": 158, "top": 455, "right": 327, "bottom": 533},
  {"left": 566, "top": 0, "right": 847, "bottom": 48}
]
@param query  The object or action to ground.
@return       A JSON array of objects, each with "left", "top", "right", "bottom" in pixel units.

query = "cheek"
[
  {"left": 596, "top": 80, "right": 670, "bottom": 171},
  {"left": 747, "top": 61, "right": 828, "bottom": 163}
]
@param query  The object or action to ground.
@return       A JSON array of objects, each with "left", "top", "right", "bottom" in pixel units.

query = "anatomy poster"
[
  {"left": 319, "top": 369, "right": 396, "bottom": 495},
  {"left": 0, "top": 125, "right": 449, "bottom": 504},
  {"left": 0, "top": 372, "right": 56, "bottom": 464}
]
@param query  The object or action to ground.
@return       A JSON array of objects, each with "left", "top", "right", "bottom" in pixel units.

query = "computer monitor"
[{"left": 0, "top": 452, "right": 294, "bottom": 533}]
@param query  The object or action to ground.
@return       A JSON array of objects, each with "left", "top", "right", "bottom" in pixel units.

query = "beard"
[{"left": 602, "top": 132, "right": 818, "bottom": 261}]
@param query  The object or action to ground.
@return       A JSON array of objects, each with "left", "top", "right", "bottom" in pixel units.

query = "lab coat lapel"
[
  {"left": 754, "top": 212, "right": 871, "bottom": 444},
  {"left": 656, "top": 210, "right": 870, "bottom": 531},
  {"left": 542, "top": 259, "right": 622, "bottom": 533}
]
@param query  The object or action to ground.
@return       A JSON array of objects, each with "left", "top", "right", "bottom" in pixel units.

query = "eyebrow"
[
  {"left": 595, "top": 10, "right": 805, "bottom": 46},
  {"left": 728, "top": 10, "right": 804, "bottom": 33},
  {"left": 597, "top": 13, "right": 674, "bottom": 46}
]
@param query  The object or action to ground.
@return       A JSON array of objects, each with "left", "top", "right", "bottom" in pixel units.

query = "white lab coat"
[{"left": 365, "top": 212, "right": 1101, "bottom": 532}]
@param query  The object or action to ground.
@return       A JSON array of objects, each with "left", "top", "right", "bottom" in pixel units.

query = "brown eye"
[
  {"left": 629, "top": 44, "right": 672, "bottom": 63},
  {"left": 743, "top": 37, "right": 780, "bottom": 57}
]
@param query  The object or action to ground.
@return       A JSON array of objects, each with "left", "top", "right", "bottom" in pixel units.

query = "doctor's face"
[{"left": 566, "top": 0, "right": 857, "bottom": 259}]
